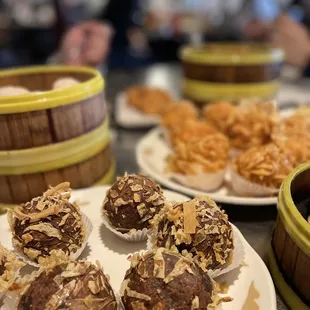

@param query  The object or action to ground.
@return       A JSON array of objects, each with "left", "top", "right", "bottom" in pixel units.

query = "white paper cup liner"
[
  {"left": 117, "top": 293, "right": 125, "bottom": 310},
  {"left": 12, "top": 212, "right": 93, "bottom": 267},
  {"left": 208, "top": 227, "right": 245, "bottom": 278},
  {"left": 215, "top": 303, "right": 224, "bottom": 310},
  {"left": 169, "top": 169, "right": 225, "bottom": 192},
  {"left": 161, "top": 127, "right": 173, "bottom": 148},
  {"left": 102, "top": 214, "right": 148, "bottom": 243},
  {"left": 2, "top": 290, "right": 21, "bottom": 310},
  {"left": 146, "top": 235, "right": 153, "bottom": 251},
  {"left": 147, "top": 226, "right": 244, "bottom": 279},
  {"left": 230, "top": 168, "right": 279, "bottom": 197}
]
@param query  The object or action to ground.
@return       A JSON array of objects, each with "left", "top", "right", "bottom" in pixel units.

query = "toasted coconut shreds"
[
  {"left": 160, "top": 101, "right": 199, "bottom": 131},
  {"left": 227, "top": 101, "right": 280, "bottom": 150},
  {"left": 203, "top": 101, "right": 237, "bottom": 133},
  {"left": 10, "top": 182, "right": 72, "bottom": 222},
  {"left": 204, "top": 101, "right": 279, "bottom": 150},
  {"left": 43, "top": 182, "right": 71, "bottom": 198},
  {"left": 233, "top": 143, "right": 293, "bottom": 189},
  {"left": 0, "top": 245, "right": 25, "bottom": 292},
  {"left": 167, "top": 133, "right": 229, "bottom": 174},
  {"left": 273, "top": 136, "right": 310, "bottom": 167},
  {"left": 273, "top": 113, "right": 310, "bottom": 141},
  {"left": 38, "top": 250, "right": 70, "bottom": 271},
  {"left": 170, "top": 119, "right": 218, "bottom": 146}
]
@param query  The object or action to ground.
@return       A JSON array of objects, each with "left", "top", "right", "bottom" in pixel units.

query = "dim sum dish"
[
  {"left": 0, "top": 185, "right": 276, "bottom": 310},
  {"left": 136, "top": 100, "right": 310, "bottom": 205}
]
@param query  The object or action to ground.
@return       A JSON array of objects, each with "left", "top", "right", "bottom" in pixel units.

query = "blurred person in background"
[
  {"left": 0, "top": 0, "right": 145, "bottom": 69},
  {"left": 244, "top": 0, "right": 310, "bottom": 75},
  {"left": 2, "top": 0, "right": 310, "bottom": 74}
]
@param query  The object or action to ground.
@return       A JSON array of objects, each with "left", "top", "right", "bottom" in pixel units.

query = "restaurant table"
[{"left": 105, "top": 63, "right": 295, "bottom": 310}]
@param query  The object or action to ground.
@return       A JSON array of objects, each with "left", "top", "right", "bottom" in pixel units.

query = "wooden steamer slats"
[
  {"left": 183, "top": 62, "right": 281, "bottom": 83},
  {"left": 271, "top": 163, "right": 310, "bottom": 308},
  {"left": 273, "top": 220, "right": 310, "bottom": 304},
  {"left": 0, "top": 66, "right": 114, "bottom": 206},
  {"left": 180, "top": 43, "right": 284, "bottom": 104}
]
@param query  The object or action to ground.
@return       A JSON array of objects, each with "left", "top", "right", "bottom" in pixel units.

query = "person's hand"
[
  {"left": 244, "top": 19, "right": 270, "bottom": 41},
  {"left": 60, "top": 21, "right": 113, "bottom": 67},
  {"left": 271, "top": 14, "right": 310, "bottom": 68}
]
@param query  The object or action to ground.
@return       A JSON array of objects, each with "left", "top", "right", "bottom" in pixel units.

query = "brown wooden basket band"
[
  {"left": 0, "top": 160, "right": 116, "bottom": 212},
  {"left": 183, "top": 62, "right": 281, "bottom": 83}
]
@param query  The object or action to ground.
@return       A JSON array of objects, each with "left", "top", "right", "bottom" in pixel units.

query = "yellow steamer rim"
[
  {"left": 0, "top": 66, "right": 104, "bottom": 113},
  {"left": 269, "top": 162, "right": 310, "bottom": 309},
  {"left": 180, "top": 43, "right": 284, "bottom": 66}
]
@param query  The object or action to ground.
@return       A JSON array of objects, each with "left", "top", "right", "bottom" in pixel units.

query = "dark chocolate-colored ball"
[
  {"left": 18, "top": 260, "right": 117, "bottom": 310},
  {"left": 8, "top": 183, "right": 85, "bottom": 263},
  {"left": 121, "top": 248, "right": 218, "bottom": 310},
  {"left": 102, "top": 174, "right": 165, "bottom": 233},
  {"left": 152, "top": 197, "right": 234, "bottom": 271}
]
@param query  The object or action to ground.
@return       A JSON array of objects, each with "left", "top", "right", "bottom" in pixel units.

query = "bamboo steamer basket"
[
  {"left": 0, "top": 66, "right": 115, "bottom": 208},
  {"left": 180, "top": 43, "right": 284, "bottom": 105},
  {"left": 269, "top": 162, "right": 310, "bottom": 309}
]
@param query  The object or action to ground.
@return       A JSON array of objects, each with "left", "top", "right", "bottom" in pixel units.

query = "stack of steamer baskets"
[
  {"left": 180, "top": 43, "right": 284, "bottom": 105},
  {"left": 0, "top": 66, "right": 115, "bottom": 210},
  {"left": 269, "top": 162, "right": 310, "bottom": 310}
]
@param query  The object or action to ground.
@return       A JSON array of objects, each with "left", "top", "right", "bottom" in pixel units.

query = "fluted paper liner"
[
  {"left": 2, "top": 290, "right": 21, "bottom": 310},
  {"left": 208, "top": 228, "right": 245, "bottom": 278},
  {"left": 169, "top": 169, "right": 226, "bottom": 192},
  {"left": 0, "top": 261, "right": 24, "bottom": 299},
  {"left": 161, "top": 127, "right": 173, "bottom": 149},
  {"left": 147, "top": 225, "right": 244, "bottom": 279},
  {"left": 12, "top": 212, "right": 93, "bottom": 267},
  {"left": 230, "top": 167, "right": 279, "bottom": 197},
  {"left": 102, "top": 213, "right": 148, "bottom": 242}
]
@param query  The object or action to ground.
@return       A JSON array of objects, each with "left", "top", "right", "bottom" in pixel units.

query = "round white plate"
[
  {"left": 0, "top": 186, "right": 276, "bottom": 310},
  {"left": 136, "top": 128, "right": 278, "bottom": 206}
]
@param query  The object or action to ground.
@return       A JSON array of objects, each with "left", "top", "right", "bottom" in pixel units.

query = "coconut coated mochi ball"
[
  {"left": 121, "top": 248, "right": 220, "bottom": 310},
  {"left": 18, "top": 257, "right": 117, "bottom": 310},
  {"left": 151, "top": 196, "right": 234, "bottom": 272},
  {"left": 8, "top": 182, "right": 85, "bottom": 263},
  {"left": 102, "top": 174, "right": 165, "bottom": 233}
]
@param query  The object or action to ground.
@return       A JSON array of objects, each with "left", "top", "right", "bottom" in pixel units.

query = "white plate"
[
  {"left": 0, "top": 186, "right": 276, "bottom": 310},
  {"left": 136, "top": 128, "right": 278, "bottom": 206},
  {"left": 277, "top": 82, "right": 310, "bottom": 106},
  {"left": 115, "top": 93, "right": 160, "bottom": 128}
]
